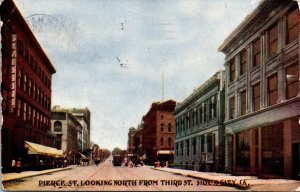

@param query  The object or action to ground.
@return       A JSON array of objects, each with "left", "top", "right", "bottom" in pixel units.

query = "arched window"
[
  {"left": 161, "top": 123, "right": 164, "bottom": 132},
  {"left": 168, "top": 123, "right": 172, "bottom": 132},
  {"left": 160, "top": 137, "right": 164, "bottom": 146},
  {"left": 168, "top": 138, "right": 171, "bottom": 147},
  {"left": 54, "top": 121, "right": 62, "bottom": 132}
]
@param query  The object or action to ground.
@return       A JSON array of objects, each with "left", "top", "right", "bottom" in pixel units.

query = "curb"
[
  {"left": 3, "top": 167, "right": 72, "bottom": 183},
  {"left": 151, "top": 167, "right": 251, "bottom": 190}
]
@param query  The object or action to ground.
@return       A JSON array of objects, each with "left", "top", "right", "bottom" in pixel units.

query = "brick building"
[
  {"left": 219, "top": 0, "right": 300, "bottom": 179},
  {"left": 174, "top": 71, "right": 225, "bottom": 172},
  {"left": 127, "top": 127, "right": 137, "bottom": 155},
  {"left": 142, "top": 100, "right": 176, "bottom": 165},
  {"left": 1, "top": 0, "right": 57, "bottom": 172}
]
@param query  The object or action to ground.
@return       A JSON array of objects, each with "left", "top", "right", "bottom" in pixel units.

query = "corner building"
[
  {"left": 1, "top": 0, "right": 56, "bottom": 172},
  {"left": 142, "top": 100, "right": 176, "bottom": 165},
  {"left": 219, "top": 0, "right": 300, "bottom": 179},
  {"left": 174, "top": 71, "right": 225, "bottom": 172}
]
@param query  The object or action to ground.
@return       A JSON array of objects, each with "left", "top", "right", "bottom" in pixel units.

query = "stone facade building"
[
  {"left": 174, "top": 71, "right": 225, "bottom": 172},
  {"left": 51, "top": 106, "right": 82, "bottom": 164},
  {"left": 219, "top": 0, "right": 300, "bottom": 179},
  {"left": 68, "top": 108, "right": 91, "bottom": 153},
  {"left": 142, "top": 100, "right": 176, "bottom": 165},
  {"left": 1, "top": 0, "right": 56, "bottom": 172}
]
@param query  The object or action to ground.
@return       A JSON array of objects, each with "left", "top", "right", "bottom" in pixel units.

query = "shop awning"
[
  {"left": 79, "top": 152, "right": 89, "bottom": 160},
  {"left": 25, "top": 141, "right": 64, "bottom": 157},
  {"left": 157, "top": 150, "right": 174, "bottom": 155}
]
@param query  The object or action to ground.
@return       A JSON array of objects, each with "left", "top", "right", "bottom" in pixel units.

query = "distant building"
[
  {"left": 51, "top": 106, "right": 81, "bottom": 164},
  {"left": 142, "top": 100, "right": 176, "bottom": 165},
  {"left": 68, "top": 108, "right": 91, "bottom": 153},
  {"left": 1, "top": 0, "right": 56, "bottom": 172},
  {"left": 134, "top": 123, "right": 144, "bottom": 157},
  {"left": 127, "top": 127, "right": 137, "bottom": 155},
  {"left": 174, "top": 71, "right": 225, "bottom": 172},
  {"left": 219, "top": 0, "right": 300, "bottom": 179}
]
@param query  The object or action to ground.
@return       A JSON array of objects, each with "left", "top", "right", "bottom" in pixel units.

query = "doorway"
[{"left": 292, "top": 143, "right": 300, "bottom": 179}]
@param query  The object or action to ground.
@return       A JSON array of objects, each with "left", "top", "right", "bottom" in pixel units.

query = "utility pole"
[{"left": 162, "top": 73, "right": 164, "bottom": 102}]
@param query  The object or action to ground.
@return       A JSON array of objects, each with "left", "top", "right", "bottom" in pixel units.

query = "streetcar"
[{"left": 112, "top": 154, "right": 122, "bottom": 166}]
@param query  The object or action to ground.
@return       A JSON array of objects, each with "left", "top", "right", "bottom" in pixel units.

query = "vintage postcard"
[{"left": 1, "top": 0, "right": 300, "bottom": 191}]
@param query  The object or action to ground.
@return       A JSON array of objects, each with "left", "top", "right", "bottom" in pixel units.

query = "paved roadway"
[{"left": 3, "top": 157, "right": 238, "bottom": 191}]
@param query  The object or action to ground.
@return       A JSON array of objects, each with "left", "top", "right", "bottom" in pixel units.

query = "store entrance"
[{"left": 292, "top": 143, "right": 300, "bottom": 179}]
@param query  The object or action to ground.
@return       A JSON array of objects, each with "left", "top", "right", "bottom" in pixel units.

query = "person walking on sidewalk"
[{"left": 15, "top": 158, "right": 22, "bottom": 173}]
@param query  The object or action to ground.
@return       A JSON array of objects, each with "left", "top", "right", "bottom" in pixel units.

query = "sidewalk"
[
  {"left": 153, "top": 167, "right": 300, "bottom": 190},
  {"left": 2, "top": 166, "right": 75, "bottom": 182}
]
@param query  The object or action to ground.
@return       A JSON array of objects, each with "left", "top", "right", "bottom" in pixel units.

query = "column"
[
  {"left": 258, "top": 127, "right": 262, "bottom": 177},
  {"left": 283, "top": 119, "right": 292, "bottom": 179}
]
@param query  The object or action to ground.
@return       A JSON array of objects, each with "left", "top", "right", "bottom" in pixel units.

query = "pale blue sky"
[{"left": 14, "top": 0, "right": 261, "bottom": 150}]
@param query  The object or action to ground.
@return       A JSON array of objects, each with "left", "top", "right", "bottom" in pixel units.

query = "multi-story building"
[
  {"left": 142, "top": 100, "right": 176, "bottom": 165},
  {"left": 68, "top": 108, "right": 91, "bottom": 153},
  {"left": 174, "top": 71, "right": 225, "bottom": 172},
  {"left": 219, "top": 0, "right": 300, "bottom": 179},
  {"left": 51, "top": 106, "right": 81, "bottom": 164},
  {"left": 134, "top": 123, "right": 144, "bottom": 158},
  {"left": 127, "top": 127, "right": 137, "bottom": 155},
  {"left": 1, "top": 0, "right": 57, "bottom": 172}
]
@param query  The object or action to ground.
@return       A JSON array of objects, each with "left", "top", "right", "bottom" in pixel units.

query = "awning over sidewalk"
[
  {"left": 79, "top": 152, "right": 89, "bottom": 160},
  {"left": 157, "top": 150, "right": 174, "bottom": 155},
  {"left": 25, "top": 141, "right": 64, "bottom": 157}
]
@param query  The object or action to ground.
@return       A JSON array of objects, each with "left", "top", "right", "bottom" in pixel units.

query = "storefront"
[{"left": 227, "top": 117, "right": 300, "bottom": 179}]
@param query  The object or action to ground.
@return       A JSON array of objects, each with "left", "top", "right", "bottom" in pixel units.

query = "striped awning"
[{"left": 25, "top": 141, "right": 64, "bottom": 157}]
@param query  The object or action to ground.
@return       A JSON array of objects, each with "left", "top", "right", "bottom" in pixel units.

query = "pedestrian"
[
  {"left": 166, "top": 161, "right": 168, "bottom": 168},
  {"left": 16, "top": 158, "right": 22, "bottom": 173},
  {"left": 11, "top": 159, "right": 16, "bottom": 172},
  {"left": 63, "top": 159, "right": 67, "bottom": 167}
]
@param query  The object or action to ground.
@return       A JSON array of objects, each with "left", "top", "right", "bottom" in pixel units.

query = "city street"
[{"left": 3, "top": 157, "right": 238, "bottom": 191}]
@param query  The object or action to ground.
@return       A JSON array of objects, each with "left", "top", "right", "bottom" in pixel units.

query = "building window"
[
  {"left": 199, "top": 106, "right": 203, "bottom": 123},
  {"left": 236, "top": 131, "right": 250, "bottom": 167},
  {"left": 17, "top": 40, "right": 24, "bottom": 55},
  {"left": 28, "top": 105, "right": 31, "bottom": 122},
  {"left": 200, "top": 136, "right": 205, "bottom": 155},
  {"left": 23, "top": 74, "right": 27, "bottom": 92},
  {"left": 229, "top": 96, "right": 235, "bottom": 119},
  {"left": 253, "top": 83, "right": 260, "bottom": 112},
  {"left": 32, "top": 109, "right": 35, "bottom": 125},
  {"left": 160, "top": 137, "right": 164, "bottom": 146},
  {"left": 195, "top": 108, "right": 198, "bottom": 125},
  {"left": 229, "top": 59, "right": 236, "bottom": 82},
  {"left": 33, "top": 84, "right": 36, "bottom": 99},
  {"left": 287, "top": 7, "right": 299, "bottom": 44},
  {"left": 181, "top": 142, "right": 183, "bottom": 156},
  {"left": 203, "top": 103, "right": 207, "bottom": 122},
  {"left": 208, "top": 100, "right": 212, "bottom": 120},
  {"left": 24, "top": 49, "right": 29, "bottom": 63},
  {"left": 192, "top": 138, "right": 196, "bottom": 155},
  {"left": 286, "top": 63, "right": 299, "bottom": 99},
  {"left": 161, "top": 123, "right": 164, "bottom": 132},
  {"left": 268, "top": 74, "right": 278, "bottom": 106},
  {"left": 29, "top": 55, "right": 33, "bottom": 67},
  {"left": 54, "top": 121, "right": 62, "bottom": 132},
  {"left": 186, "top": 140, "right": 190, "bottom": 156},
  {"left": 23, "top": 102, "right": 27, "bottom": 121},
  {"left": 240, "top": 49, "right": 247, "bottom": 75},
  {"left": 17, "top": 99, "right": 21, "bottom": 117},
  {"left": 268, "top": 24, "right": 278, "bottom": 56},
  {"left": 168, "top": 138, "right": 171, "bottom": 147},
  {"left": 28, "top": 79, "right": 32, "bottom": 96},
  {"left": 18, "top": 68, "right": 22, "bottom": 87},
  {"left": 167, "top": 123, "right": 171, "bottom": 132},
  {"left": 253, "top": 38, "right": 261, "bottom": 67},
  {"left": 240, "top": 90, "right": 247, "bottom": 116},
  {"left": 37, "top": 88, "right": 40, "bottom": 103},
  {"left": 207, "top": 134, "right": 214, "bottom": 153}
]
